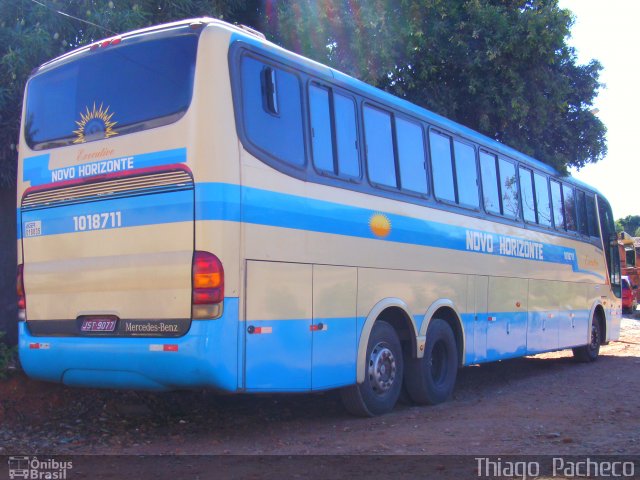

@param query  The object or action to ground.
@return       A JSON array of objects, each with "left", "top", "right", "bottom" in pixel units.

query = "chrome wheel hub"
[{"left": 368, "top": 342, "right": 397, "bottom": 394}]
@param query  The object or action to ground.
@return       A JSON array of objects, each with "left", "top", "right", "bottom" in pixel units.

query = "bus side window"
[
  {"left": 519, "top": 167, "right": 536, "bottom": 224},
  {"left": 364, "top": 105, "right": 396, "bottom": 188},
  {"left": 453, "top": 140, "right": 479, "bottom": 208},
  {"left": 534, "top": 172, "right": 552, "bottom": 227},
  {"left": 241, "top": 56, "right": 305, "bottom": 166},
  {"left": 586, "top": 194, "right": 599, "bottom": 237},
  {"left": 309, "top": 84, "right": 360, "bottom": 178},
  {"left": 563, "top": 184, "right": 577, "bottom": 232},
  {"left": 577, "top": 190, "right": 588, "bottom": 236},
  {"left": 499, "top": 158, "right": 519, "bottom": 219},
  {"left": 550, "top": 180, "right": 564, "bottom": 230},
  {"left": 333, "top": 93, "right": 360, "bottom": 177},
  {"left": 309, "top": 84, "right": 334, "bottom": 173},
  {"left": 396, "top": 117, "right": 427, "bottom": 194},
  {"left": 429, "top": 130, "right": 455, "bottom": 202},
  {"left": 480, "top": 151, "right": 500, "bottom": 215}
]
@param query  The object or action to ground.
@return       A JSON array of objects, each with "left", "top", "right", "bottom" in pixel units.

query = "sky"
[{"left": 560, "top": 0, "right": 640, "bottom": 219}]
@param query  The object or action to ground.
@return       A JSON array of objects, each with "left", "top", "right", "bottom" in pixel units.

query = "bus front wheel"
[
  {"left": 573, "top": 315, "right": 602, "bottom": 362},
  {"left": 341, "top": 321, "right": 404, "bottom": 417},
  {"left": 404, "top": 318, "right": 458, "bottom": 405}
]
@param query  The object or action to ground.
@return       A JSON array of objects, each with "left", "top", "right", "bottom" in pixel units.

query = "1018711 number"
[{"left": 73, "top": 211, "right": 122, "bottom": 231}]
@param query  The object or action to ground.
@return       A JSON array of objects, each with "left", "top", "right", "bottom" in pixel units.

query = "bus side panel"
[
  {"left": 244, "top": 260, "right": 313, "bottom": 391},
  {"left": 486, "top": 277, "right": 528, "bottom": 361},
  {"left": 311, "top": 265, "right": 358, "bottom": 390},
  {"left": 527, "top": 280, "right": 560, "bottom": 354},
  {"left": 356, "top": 268, "right": 467, "bottom": 348},
  {"left": 558, "top": 283, "right": 589, "bottom": 348}
]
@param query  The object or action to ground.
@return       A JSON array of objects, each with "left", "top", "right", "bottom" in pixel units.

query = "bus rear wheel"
[
  {"left": 340, "top": 321, "right": 404, "bottom": 417},
  {"left": 405, "top": 318, "right": 458, "bottom": 405},
  {"left": 573, "top": 315, "right": 602, "bottom": 362}
]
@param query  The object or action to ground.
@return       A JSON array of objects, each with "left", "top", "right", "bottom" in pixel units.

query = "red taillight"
[
  {"left": 192, "top": 251, "right": 224, "bottom": 319},
  {"left": 17, "top": 263, "right": 26, "bottom": 314}
]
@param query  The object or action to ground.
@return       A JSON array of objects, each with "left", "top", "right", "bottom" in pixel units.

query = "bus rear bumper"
[{"left": 18, "top": 298, "right": 240, "bottom": 392}]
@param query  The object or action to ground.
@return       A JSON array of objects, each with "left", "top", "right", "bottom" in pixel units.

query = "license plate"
[{"left": 80, "top": 317, "right": 117, "bottom": 332}]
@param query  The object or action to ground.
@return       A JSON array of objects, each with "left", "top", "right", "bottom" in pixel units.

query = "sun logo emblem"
[
  {"left": 369, "top": 212, "right": 391, "bottom": 238},
  {"left": 73, "top": 102, "right": 118, "bottom": 144}
]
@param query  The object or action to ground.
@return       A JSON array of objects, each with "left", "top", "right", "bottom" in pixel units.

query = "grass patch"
[{"left": 0, "top": 331, "right": 17, "bottom": 378}]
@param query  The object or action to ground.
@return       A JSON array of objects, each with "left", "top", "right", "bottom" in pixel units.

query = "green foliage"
[
  {"left": 0, "top": 331, "right": 17, "bottom": 378},
  {"left": 267, "top": 0, "right": 606, "bottom": 174},
  {"left": 616, "top": 216, "right": 640, "bottom": 236},
  {"left": 0, "top": 0, "right": 607, "bottom": 186}
]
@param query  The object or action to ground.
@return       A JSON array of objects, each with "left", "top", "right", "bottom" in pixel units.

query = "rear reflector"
[{"left": 149, "top": 344, "right": 179, "bottom": 352}]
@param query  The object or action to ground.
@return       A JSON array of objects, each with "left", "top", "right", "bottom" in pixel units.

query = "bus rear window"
[{"left": 25, "top": 33, "right": 198, "bottom": 150}]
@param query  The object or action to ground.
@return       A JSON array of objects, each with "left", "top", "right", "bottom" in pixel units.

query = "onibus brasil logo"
[
  {"left": 8, "top": 456, "right": 72, "bottom": 479},
  {"left": 72, "top": 102, "right": 118, "bottom": 144}
]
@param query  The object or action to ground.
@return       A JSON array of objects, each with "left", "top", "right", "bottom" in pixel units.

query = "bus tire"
[
  {"left": 405, "top": 318, "right": 458, "bottom": 405},
  {"left": 573, "top": 315, "right": 602, "bottom": 362},
  {"left": 340, "top": 321, "right": 403, "bottom": 417}
]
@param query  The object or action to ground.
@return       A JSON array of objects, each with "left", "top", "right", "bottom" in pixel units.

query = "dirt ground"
[{"left": 1, "top": 317, "right": 639, "bottom": 477}]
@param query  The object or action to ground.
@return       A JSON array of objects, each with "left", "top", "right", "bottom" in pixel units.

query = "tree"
[
  {"left": 616, "top": 215, "right": 640, "bottom": 236},
  {"left": 0, "top": 1, "right": 608, "bottom": 182},
  {"left": 266, "top": 0, "right": 606, "bottom": 174}
]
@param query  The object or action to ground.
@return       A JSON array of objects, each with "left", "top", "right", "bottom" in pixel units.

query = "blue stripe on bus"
[
  {"left": 22, "top": 148, "right": 187, "bottom": 187},
  {"left": 19, "top": 304, "right": 590, "bottom": 391},
  {"left": 20, "top": 188, "right": 193, "bottom": 237},
  {"left": 197, "top": 183, "right": 603, "bottom": 280},
  {"left": 19, "top": 181, "right": 604, "bottom": 279}
]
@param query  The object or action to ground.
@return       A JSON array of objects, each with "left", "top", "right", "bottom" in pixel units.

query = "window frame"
[
  {"left": 428, "top": 127, "right": 480, "bottom": 211},
  {"left": 395, "top": 114, "right": 429, "bottom": 196},
  {"left": 532, "top": 171, "right": 553, "bottom": 230},
  {"left": 229, "top": 42, "right": 606, "bottom": 250},
  {"left": 362, "top": 101, "right": 430, "bottom": 197},
  {"left": 307, "top": 80, "right": 361, "bottom": 181},
  {"left": 362, "top": 102, "right": 398, "bottom": 190},
  {"left": 479, "top": 149, "right": 521, "bottom": 220},
  {"left": 519, "top": 166, "right": 537, "bottom": 225},
  {"left": 235, "top": 50, "right": 308, "bottom": 173}
]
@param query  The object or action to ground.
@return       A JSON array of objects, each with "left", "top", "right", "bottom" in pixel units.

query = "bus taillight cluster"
[
  {"left": 191, "top": 251, "right": 224, "bottom": 319},
  {"left": 17, "top": 263, "right": 25, "bottom": 320}
]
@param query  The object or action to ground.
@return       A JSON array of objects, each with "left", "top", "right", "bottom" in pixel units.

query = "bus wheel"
[
  {"left": 340, "top": 321, "right": 403, "bottom": 417},
  {"left": 405, "top": 319, "right": 458, "bottom": 405},
  {"left": 573, "top": 315, "right": 601, "bottom": 362}
]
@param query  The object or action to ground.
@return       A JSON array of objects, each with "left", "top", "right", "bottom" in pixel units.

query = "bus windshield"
[{"left": 25, "top": 32, "right": 198, "bottom": 150}]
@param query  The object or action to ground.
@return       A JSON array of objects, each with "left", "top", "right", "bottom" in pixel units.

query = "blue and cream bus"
[{"left": 16, "top": 18, "right": 621, "bottom": 416}]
